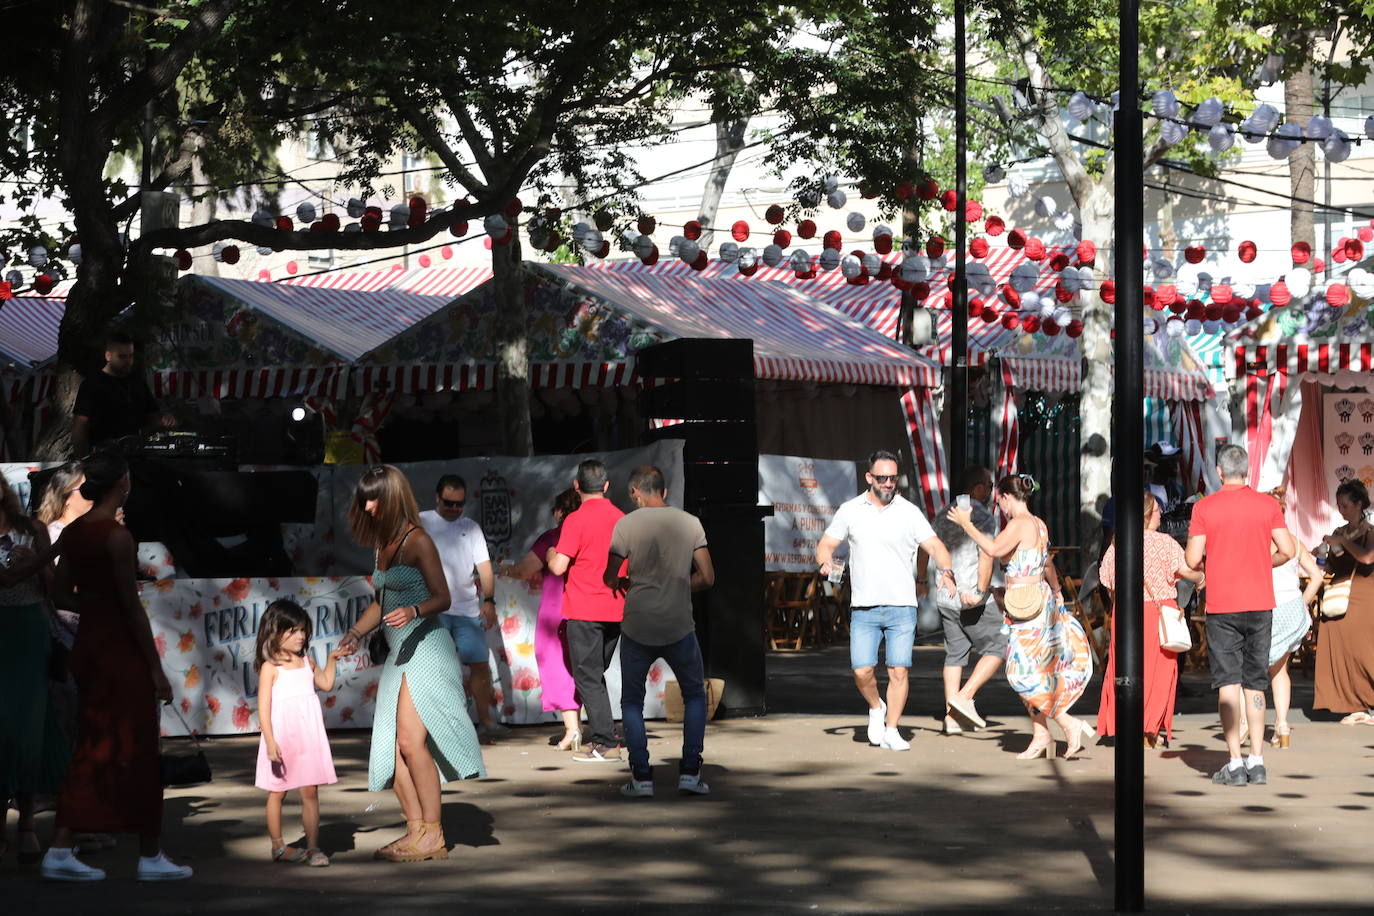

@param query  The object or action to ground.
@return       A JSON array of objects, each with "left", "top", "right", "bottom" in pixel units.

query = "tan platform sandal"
[
  {"left": 373, "top": 820, "right": 421, "bottom": 860},
  {"left": 380, "top": 821, "right": 448, "bottom": 863}
]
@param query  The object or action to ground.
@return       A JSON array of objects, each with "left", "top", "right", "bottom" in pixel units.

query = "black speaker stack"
[{"left": 638, "top": 338, "right": 769, "bottom": 717}]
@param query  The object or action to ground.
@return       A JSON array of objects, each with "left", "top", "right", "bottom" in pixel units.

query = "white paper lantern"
[
  {"left": 1287, "top": 267, "right": 1312, "bottom": 297},
  {"left": 1040, "top": 302, "right": 1057, "bottom": 319},
  {"left": 679, "top": 239, "right": 700, "bottom": 263},
  {"left": 667, "top": 235, "right": 684, "bottom": 257},
  {"left": 1194, "top": 97, "right": 1224, "bottom": 127},
  {"left": 1203, "top": 319, "right": 1222, "bottom": 334},
  {"left": 633, "top": 235, "right": 655, "bottom": 259},
  {"left": 1207, "top": 124, "right": 1235, "bottom": 154},
  {"left": 1111, "top": 90, "right": 1120, "bottom": 111},
  {"left": 718, "top": 241, "right": 739, "bottom": 263},
  {"left": 1061, "top": 270, "right": 1081, "bottom": 293},
  {"left": 1151, "top": 258, "right": 1174, "bottom": 281},
  {"left": 861, "top": 252, "right": 881, "bottom": 275},
  {"left": 1078, "top": 266, "right": 1097, "bottom": 290},
  {"left": 68, "top": 243, "right": 82, "bottom": 266},
  {"left": 797, "top": 189, "right": 820, "bottom": 209},
  {"left": 1033, "top": 195, "right": 1058, "bottom": 218},
  {"left": 1067, "top": 91, "right": 1095, "bottom": 122},
  {"left": 871, "top": 223, "right": 892, "bottom": 240},
  {"left": 790, "top": 249, "right": 811, "bottom": 271},
  {"left": 1152, "top": 89, "right": 1180, "bottom": 119},
  {"left": 389, "top": 203, "right": 410, "bottom": 228},
  {"left": 1007, "top": 175, "right": 1029, "bottom": 198},
  {"left": 1184, "top": 318, "right": 1203, "bottom": 335},
  {"left": 737, "top": 247, "right": 758, "bottom": 269},
  {"left": 846, "top": 212, "right": 866, "bottom": 232},
  {"left": 822, "top": 176, "right": 840, "bottom": 193},
  {"left": 1196, "top": 271, "right": 1213, "bottom": 292},
  {"left": 1053, "top": 209, "right": 1075, "bottom": 231},
  {"left": 583, "top": 229, "right": 603, "bottom": 251},
  {"left": 1176, "top": 273, "right": 1198, "bottom": 298},
  {"left": 1323, "top": 129, "right": 1352, "bottom": 163},
  {"left": 1010, "top": 263, "right": 1039, "bottom": 292},
  {"left": 1243, "top": 102, "right": 1281, "bottom": 136},
  {"left": 1021, "top": 290, "right": 1042, "bottom": 312},
  {"left": 1233, "top": 280, "right": 1256, "bottom": 300},
  {"left": 840, "top": 254, "right": 862, "bottom": 279},
  {"left": 1160, "top": 119, "right": 1189, "bottom": 146},
  {"left": 983, "top": 163, "right": 1005, "bottom": 184},
  {"left": 901, "top": 255, "right": 929, "bottom": 283},
  {"left": 1306, "top": 115, "right": 1333, "bottom": 140},
  {"left": 258, "top": 243, "right": 275, "bottom": 254},
  {"left": 572, "top": 221, "right": 591, "bottom": 243},
  {"left": 212, "top": 241, "right": 229, "bottom": 262},
  {"left": 966, "top": 262, "right": 994, "bottom": 294},
  {"left": 5, "top": 269, "right": 22, "bottom": 287},
  {"left": 1267, "top": 122, "right": 1304, "bottom": 159},
  {"left": 762, "top": 244, "right": 784, "bottom": 267},
  {"left": 1349, "top": 268, "right": 1374, "bottom": 299},
  {"left": 826, "top": 189, "right": 847, "bottom": 209},
  {"left": 346, "top": 198, "right": 365, "bottom": 218},
  {"left": 1053, "top": 307, "right": 1073, "bottom": 326},
  {"left": 27, "top": 246, "right": 47, "bottom": 269},
  {"left": 1144, "top": 316, "right": 1159, "bottom": 335},
  {"left": 1165, "top": 317, "right": 1185, "bottom": 337},
  {"left": 1256, "top": 52, "right": 1284, "bottom": 84},
  {"left": 1365, "top": 115, "right": 1374, "bottom": 141},
  {"left": 296, "top": 202, "right": 317, "bottom": 223},
  {"left": 819, "top": 248, "right": 841, "bottom": 271},
  {"left": 251, "top": 208, "right": 274, "bottom": 227}
]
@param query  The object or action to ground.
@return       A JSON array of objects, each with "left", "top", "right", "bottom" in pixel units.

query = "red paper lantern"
[
  {"left": 638, "top": 216, "right": 657, "bottom": 235},
  {"left": 1327, "top": 283, "right": 1351, "bottom": 307},
  {"left": 593, "top": 239, "right": 610, "bottom": 258},
  {"left": 918, "top": 179, "right": 939, "bottom": 200},
  {"left": 798, "top": 219, "right": 817, "bottom": 239},
  {"left": 1066, "top": 320, "right": 1084, "bottom": 338},
  {"left": 441, "top": 245, "right": 453, "bottom": 259},
  {"left": 877, "top": 262, "right": 893, "bottom": 280},
  {"left": 1024, "top": 237, "right": 1046, "bottom": 261},
  {"left": 1205, "top": 305, "right": 1223, "bottom": 321},
  {"left": 593, "top": 209, "right": 613, "bottom": 231},
  {"left": 940, "top": 189, "right": 958, "bottom": 211},
  {"left": 175, "top": 249, "right": 192, "bottom": 271},
  {"left": 848, "top": 274, "right": 871, "bottom": 286},
  {"left": 362, "top": 214, "right": 382, "bottom": 232},
  {"left": 542, "top": 207, "right": 561, "bottom": 223},
  {"left": 33, "top": 273, "right": 54, "bottom": 294},
  {"left": 891, "top": 276, "right": 911, "bottom": 291},
  {"left": 286, "top": 260, "right": 298, "bottom": 275},
  {"left": 765, "top": 204, "right": 786, "bottom": 225},
  {"left": 1002, "top": 285, "right": 1022, "bottom": 307},
  {"left": 1291, "top": 242, "right": 1311, "bottom": 264},
  {"left": 1222, "top": 307, "right": 1241, "bottom": 323},
  {"left": 691, "top": 250, "right": 709, "bottom": 270},
  {"left": 1156, "top": 284, "right": 1177, "bottom": 306},
  {"left": 1042, "top": 318, "right": 1061, "bottom": 336},
  {"left": 731, "top": 220, "right": 750, "bottom": 242},
  {"left": 910, "top": 281, "right": 930, "bottom": 299},
  {"left": 874, "top": 233, "right": 894, "bottom": 255},
  {"left": 1185, "top": 301, "right": 1205, "bottom": 320},
  {"left": 822, "top": 230, "right": 843, "bottom": 250},
  {"left": 1360, "top": 226, "right": 1374, "bottom": 243},
  {"left": 969, "top": 238, "right": 990, "bottom": 259},
  {"left": 642, "top": 245, "right": 659, "bottom": 265},
  {"left": 504, "top": 197, "right": 523, "bottom": 219},
  {"left": 1345, "top": 238, "right": 1364, "bottom": 260},
  {"left": 1056, "top": 284, "right": 1075, "bottom": 303},
  {"left": 1211, "top": 284, "right": 1233, "bottom": 304},
  {"left": 1049, "top": 252, "right": 1070, "bottom": 272},
  {"left": 543, "top": 231, "right": 562, "bottom": 253},
  {"left": 926, "top": 237, "right": 946, "bottom": 259},
  {"left": 1237, "top": 240, "right": 1257, "bottom": 263},
  {"left": 221, "top": 245, "right": 240, "bottom": 265},
  {"left": 418, "top": 254, "right": 432, "bottom": 268},
  {"left": 1168, "top": 298, "right": 1188, "bottom": 315},
  {"left": 257, "top": 269, "right": 270, "bottom": 281},
  {"left": 309, "top": 221, "right": 325, "bottom": 232},
  {"left": 1007, "top": 229, "right": 1026, "bottom": 250},
  {"left": 1245, "top": 305, "right": 1263, "bottom": 320},
  {"left": 321, "top": 213, "right": 341, "bottom": 231},
  {"left": 1270, "top": 280, "right": 1291, "bottom": 306},
  {"left": 968, "top": 299, "right": 984, "bottom": 318},
  {"left": 684, "top": 220, "right": 703, "bottom": 241},
  {"left": 1184, "top": 245, "right": 1205, "bottom": 263},
  {"left": 1101, "top": 280, "right": 1116, "bottom": 303},
  {"left": 981, "top": 307, "right": 1000, "bottom": 324},
  {"left": 1143, "top": 287, "right": 1157, "bottom": 309},
  {"left": 895, "top": 181, "right": 914, "bottom": 200},
  {"left": 985, "top": 216, "right": 1006, "bottom": 236},
  {"left": 1333, "top": 245, "right": 1348, "bottom": 264},
  {"left": 275, "top": 216, "right": 293, "bottom": 232},
  {"left": 738, "top": 260, "right": 757, "bottom": 276},
  {"left": 1002, "top": 313, "right": 1021, "bottom": 330},
  {"left": 1076, "top": 240, "right": 1097, "bottom": 265},
  {"left": 965, "top": 201, "right": 983, "bottom": 222},
  {"left": 1315, "top": 257, "right": 1326, "bottom": 273},
  {"left": 1022, "top": 315, "right": 1042, "bottom": 333},
  {"left": 773, "top": 229, "right": 792, "bottom": 248}
]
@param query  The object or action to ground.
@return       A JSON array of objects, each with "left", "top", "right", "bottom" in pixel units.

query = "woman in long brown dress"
[
  {"left": 1315, "top": 479, "right": 1374, "bottom": 722},
  {"left": 39, "top": 451, "right": 192, "bottom": 882}
]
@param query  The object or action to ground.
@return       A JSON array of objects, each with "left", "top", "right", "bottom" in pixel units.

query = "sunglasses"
[
  {"left": 440, "top": 498, "right": 465, "bottom": 509},
  {"left": 870, "top": 474, "right": 898, "bottom": 484}
]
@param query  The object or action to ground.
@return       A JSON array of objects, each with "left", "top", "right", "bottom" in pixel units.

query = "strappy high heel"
[{"left": 557, "top": 729, "right": 582, "bottom": 752}]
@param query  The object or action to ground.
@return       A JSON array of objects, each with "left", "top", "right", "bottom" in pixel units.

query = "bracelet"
[{"left": 482, "top": 596, "right": 495, "bottom": 603}]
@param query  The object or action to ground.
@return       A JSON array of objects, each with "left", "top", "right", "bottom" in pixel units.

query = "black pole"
[
  {"left": 949, "top": 0, "right": 968, "bottom": 492},
  {"left": 1113, "top": 0, "right": 1145, "bottom": 910}
]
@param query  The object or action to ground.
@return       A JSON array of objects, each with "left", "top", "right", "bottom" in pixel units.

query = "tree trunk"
[
  {"left": 490, "top": 227, "right": 533, "bottom": 456},
  {"left": 1285, "top": 54, "right": 1317, "bottom": 256},
  {"left": 696, "top": 117, "right": 747, "bottom": 249},
  {"left": 1156, "top": 170, "right": 1177, "bottom": 263},
  {"left": 1078, "top": 185, "right": 1116, "bottom": 555}
]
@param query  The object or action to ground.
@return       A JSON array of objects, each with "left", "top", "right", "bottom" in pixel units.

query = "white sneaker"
[
  {"left": 620, "top": 777, "right": 654, "bottom": 798},
  {"left": 41, "top": 848, "right": 105, "bottom": 882},
  {"left": 137, "top": 852, "right": 193, "bottom": 882},
  {"left": 880, "top": 727, "right": 911, "bottom": 751},
  {"left": 867, "top": 700, "right": 888, "bottom": 746},
  {"left": 678, "top": 773, "right": 710, "bottom": 795}
]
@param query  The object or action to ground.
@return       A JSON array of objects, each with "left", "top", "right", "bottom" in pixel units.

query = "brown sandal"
[
  {"left": 373, "top": 820, "right": 421, "bottom": 860},
  {"left": 379, "top": 820, "right": 448, "bottom": 862}
]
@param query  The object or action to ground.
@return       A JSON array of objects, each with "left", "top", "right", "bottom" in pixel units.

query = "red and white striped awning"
[
  {"left": 1232, "top": 341, "right": 1374, "bottom": 377},
  {"left": 0, "top": 294, "right": 63, "bottom": 368},
  {"left": 152, "top": 366, "right": 347, "bottom": 400},
  {"left": 537, "top": 264, "right": 940, "bottom": 388}
]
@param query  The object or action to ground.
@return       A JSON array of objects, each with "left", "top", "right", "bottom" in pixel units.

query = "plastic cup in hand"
[
  {"left": 827, "top": 559, "right": 845, "bottom": 585},
  {"left": 956, "top": 494, "right": 971, "bottom": 510}
]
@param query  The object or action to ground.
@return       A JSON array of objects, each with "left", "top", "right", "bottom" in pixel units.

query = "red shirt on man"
[
  {"left": 1189, "top": 484, "right": 1286, "bottom": 614},
  {"left": 555, "top": 498, "right": 625, "bottom": 622}
]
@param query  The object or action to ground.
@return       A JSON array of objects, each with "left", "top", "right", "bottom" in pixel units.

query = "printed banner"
[
  {"left": 758, "top": 454, "right": 858, "bottom": 571},
  {"left": 149, "top": 574, "right": 671, "bottom": 736},
  {"left": 1323, "top": 392, "right": 1374, "bottom": 495}
]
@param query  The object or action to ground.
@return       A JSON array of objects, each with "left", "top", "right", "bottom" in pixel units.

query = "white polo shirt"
[
  {"left": 824, "top": 492, "right": 936, "bottom": 608},
  {"left": 419, "top": 510, "right": 490, "bottom": 617}
]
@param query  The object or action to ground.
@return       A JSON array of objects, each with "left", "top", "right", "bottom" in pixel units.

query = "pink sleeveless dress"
[{"left": 254, "top": 663, "right": 338, "bottom": 792}]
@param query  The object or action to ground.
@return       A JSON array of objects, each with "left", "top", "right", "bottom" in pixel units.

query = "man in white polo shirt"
[
  {"left": 816, "top": 450, "right": 956, "bottom": 750},
  {"left": 419, "top": 473, "right": 506, "bottom": 740}
]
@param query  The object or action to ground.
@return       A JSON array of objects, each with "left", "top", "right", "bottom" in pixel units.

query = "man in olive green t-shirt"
[{"left": 603, "top": 465, "right": 715, "bottom": 798}]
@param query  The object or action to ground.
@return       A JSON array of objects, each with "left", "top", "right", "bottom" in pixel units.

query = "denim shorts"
[
  {"left": 849, "top": 605, "right": 918, "bottom": 669},
  {"left": 1205, "top": 610, "right": 1272, "bottom": 691},
  {"left": 439, "top": 614, "right": 490, "bottom": 664}
]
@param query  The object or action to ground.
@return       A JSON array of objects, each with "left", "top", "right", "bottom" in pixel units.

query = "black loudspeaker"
[{"left": 638, "top": 338, "right": 768, "bottom": 717}]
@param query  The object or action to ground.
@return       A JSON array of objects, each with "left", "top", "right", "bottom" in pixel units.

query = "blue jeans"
[
  {"left": 849, "top": 605, "right": 918, "bottom": 669},
  {"left": 619, "top": 631, "right": 706, "bottom": 780}
]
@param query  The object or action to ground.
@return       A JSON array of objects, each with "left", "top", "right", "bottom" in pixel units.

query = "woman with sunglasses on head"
[
  {"left": 949, "top": 473, "right": 1095, "bottom": 759},
  {"left": 336, "top": 466, "right": 486, "bottom": 863},
  {"left": 36, "top": 461, "right": 92, "bottom": 549}
]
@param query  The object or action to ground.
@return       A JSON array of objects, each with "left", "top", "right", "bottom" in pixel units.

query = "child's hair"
[{"left": 254, "top": 599, "right": 312, "bottom": 671}]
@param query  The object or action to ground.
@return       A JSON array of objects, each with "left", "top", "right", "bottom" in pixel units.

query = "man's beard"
[{"left": 872, "top": 485, "right": 896, "bottom": 505}]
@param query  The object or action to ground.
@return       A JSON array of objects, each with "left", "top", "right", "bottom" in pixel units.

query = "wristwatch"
[{"left": 482, "top": 596, "right": 495, "bottom": 603}]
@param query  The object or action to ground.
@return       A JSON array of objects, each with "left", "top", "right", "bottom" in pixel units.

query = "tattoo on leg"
[{"left": 1252, "top": 694, "right": 1264, "bottom": 710}]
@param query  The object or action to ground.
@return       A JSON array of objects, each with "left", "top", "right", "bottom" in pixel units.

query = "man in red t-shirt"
[
  {"left": 1186, "top": 444, "right": 1295, "bottom": 788},
  {"left": 548, "top": 458, "right": 625, "bottom": 762}
]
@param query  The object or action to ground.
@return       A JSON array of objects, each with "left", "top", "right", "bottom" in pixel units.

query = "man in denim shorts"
[
  {"left": 1185, "top": 444, "right": 1295, "bottom": 786},
  {"left": 817, "top": 451, "right": 956, "bottom": 750}
]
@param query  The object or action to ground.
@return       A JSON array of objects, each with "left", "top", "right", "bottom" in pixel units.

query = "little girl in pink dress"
[{"left": 254, "top": 600, "right": 343, "bottom": 867}]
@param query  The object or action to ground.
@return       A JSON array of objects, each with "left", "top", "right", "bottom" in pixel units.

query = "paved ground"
[{"left": 5, "top": 646, "right": 1373, "bottom": 914}]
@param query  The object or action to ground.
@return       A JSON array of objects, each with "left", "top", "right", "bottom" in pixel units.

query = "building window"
[
  {"left": 307, "top": 249, "right": 335, "bottom": 270},
  {"left": 306, "top": 125, "right": 336, "bottom": 161}
]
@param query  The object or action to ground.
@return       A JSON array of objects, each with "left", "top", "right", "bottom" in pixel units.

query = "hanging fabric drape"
[
  {"left": 1244, "top": 369, "right": 1289, "bottom": 487},
  {"left": 900, "top": 386, "right": 947, "bottom": 518},
  {"left": 995, "top": 362, "right": 1019, "bottom": 475},
  {"left": 350, "top": 391, "right": 397, "bottom": 464},
  {"left": 1169, "top": 399, "right": 1218, "bottom": 495}
]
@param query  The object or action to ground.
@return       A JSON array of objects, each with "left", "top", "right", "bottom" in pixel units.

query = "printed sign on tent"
[
  {"left": 758, "top": 454, "right": 858, "bottom": 571},
  {"left": 1323, "top": 391, "right": 1374, "bottom": 496}
]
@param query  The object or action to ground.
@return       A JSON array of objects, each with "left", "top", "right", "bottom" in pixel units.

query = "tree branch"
[
  {"left": 111, "top": 126, "right": 202, "bottom": 222},
  {"left": 1012, "top": 24, "right": 1094, "bottom": 206},
  {"left": 449, "top": 98, "right": 498, "bottom": 179},
  {"left": 395, "top": 99, "right": 489, "bottom": 197}
]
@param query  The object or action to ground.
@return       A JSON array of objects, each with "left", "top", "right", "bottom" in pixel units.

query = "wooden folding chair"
[
  {"left": 1184, "top": 586, "right": 1210, "bottom": 671},
  {"left": 767, "top": 571, "right": 822, "bottom": 650}
]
